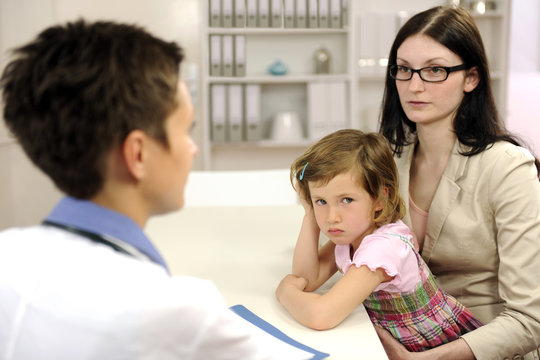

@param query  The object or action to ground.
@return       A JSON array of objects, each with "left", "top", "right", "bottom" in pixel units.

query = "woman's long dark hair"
[{"left": 378, "top": 6, "right": 540, "bottom": 174}]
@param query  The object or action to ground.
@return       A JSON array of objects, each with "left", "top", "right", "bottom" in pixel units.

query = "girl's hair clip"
[{"left": 299, "top": 162, "right": 309, "bottom": 180}]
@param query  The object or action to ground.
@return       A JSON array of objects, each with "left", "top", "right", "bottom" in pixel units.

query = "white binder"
[
  {"left": 357, "top": 13, "right": 377, "bottom": 74},
  {"left": 270, "top": 0, "right": 282, "bottom": 27},
  {"left": 341, "top": 0, "right": 348, "bottom": 26},
  {"left": 234, "top": 0, "right": 246, "bottom": 27},
  {"left": 258, "top": 0, "right": 270, "bottom": 27},
  {"left": 222, "top": 35, "right": 234, "bottom": 77},
  {"left": 308, "top": 0, "right": 318, "bottom": 28},
  {"left": 209, "top": 0, "right": 222, "bottom": 27},
  {"left": 328, "top": 81, "right": 347, "bottom": 131},
  {"left": 318, "top": 0, "right": 329, "bottom": 28},
  {"left": 211, "top": 84, "right": 227, "bottom": 142},
  {"left": 209, "top": 35, "right": 222, "bottom": 76},
  {"left": 227, "top": 84, "right": 244, "bottom": 142},
  {"left": 234, "top": 35, "right": 246, "bottom": 77},
  {"left": 245, "top": 84, "right": 261, "bottom": 141},
  {"left": 307, "top": 82, "right": 328, "bottom": 140},
  {"left": 246, "top": 0, "right": 258, "bottom": 27},
  {"left": 222, "top": 0, "right": 234, "bottom": 27},
  {"left": 295, "top": 0, "right": 307, "bottom": 28},
  {"left": 284, "top": 0, "right": 295, "bottom": 28},
  {"left": 377, "top": 13, "right": 398, "bottom": 74},
  {"left": 330, "top": 0, "right": 341, "bottom": 28}
]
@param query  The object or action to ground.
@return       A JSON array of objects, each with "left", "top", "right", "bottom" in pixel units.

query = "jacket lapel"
[{"left": 422, "top": 141, "right": 469, "bottom": 263}]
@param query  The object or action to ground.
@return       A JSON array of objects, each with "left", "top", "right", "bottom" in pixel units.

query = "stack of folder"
[
  {"left": 209, "top": 0, "right": 348, "bottom": 29},
  {"left": 210, "top": 84, "right": 262, "bottom": 143},
  {"left": 210, "top": 35, "right": 246, "bottom": 77}
]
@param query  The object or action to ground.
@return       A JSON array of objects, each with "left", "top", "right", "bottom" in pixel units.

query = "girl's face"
[
  {"left": 309, "top": 171, "right": 382, "bottom": 250},
  {"left": 395, "top": 34, "right": 478, "bottom": 128}
]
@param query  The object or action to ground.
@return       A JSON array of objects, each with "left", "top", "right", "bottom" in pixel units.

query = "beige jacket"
[{"left": 395, "top": 141, "right": 540, "bottom": 360}]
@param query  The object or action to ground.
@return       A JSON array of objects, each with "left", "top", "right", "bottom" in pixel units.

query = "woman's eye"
[
  {"left": 430, "top": 67, "right": 444, "bottom": 74},
  {"left": 397, "top": 66, "right": 410, "bottom": 73}
]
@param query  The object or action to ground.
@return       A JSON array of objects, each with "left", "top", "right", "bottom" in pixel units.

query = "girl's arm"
[
  {"left": 291, "top": 208, "right": 337, "bottom": 291},
  {"left": 276, "top": 265, "right": 391, "bottom": 330}
]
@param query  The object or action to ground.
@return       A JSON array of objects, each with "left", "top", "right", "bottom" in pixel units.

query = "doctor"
[{"left": 0, "top": 20, "right": 296, "bottom": 359}]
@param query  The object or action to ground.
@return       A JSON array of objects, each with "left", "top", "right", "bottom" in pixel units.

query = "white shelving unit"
[
  {"left": 199, "top": 0, "right": 510, "bottom": 170},
  {"left": 200, "top": 0, "right": 356, "bottom": 170}
]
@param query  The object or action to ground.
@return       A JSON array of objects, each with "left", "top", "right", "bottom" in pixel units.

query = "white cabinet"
[
  {"left": 199, "top": 0, "right": 511, "bottom": 170},
  {"left": 200, "top": 0, "right": 356, "bottom": 170}
]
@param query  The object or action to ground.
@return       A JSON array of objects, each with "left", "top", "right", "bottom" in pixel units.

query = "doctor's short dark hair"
[
  {"left": 291, "top": 129, "right": 406, "bottom": 228},
  {"left": 1, "top": 20, "right": 184, "bottom": 199}
]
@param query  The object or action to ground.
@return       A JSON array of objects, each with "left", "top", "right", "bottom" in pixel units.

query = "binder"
[
  {"left": 227, "top": 84, "right": 244, "bottom": 142},
  {"left": 234, "top": 0, "right": 246, "bottom": 27},
  {"left": 258, "top": 0, "right": 270, "bottom": 27},
  {"left": 329, "top": 0, "right": 341, "bottom": 28},
  {"left": 308, "top": 0, "right": 318, "bottom": 28},
  {"left": 341, "top": 0, "right": 348, "bottom": 26},
  {"left": 377, "top": 13, "right": 398, "bottom": 74},
  {"left": 295, "top": 0, "right": 307, "bottom": 28},
  {"left": 209, "top": 0, "right": 222, "bottom": 27},
  {"left": 318, "top": 0, "right": 329, "bottom": 28},
  {"left": 328, "top": 81, "right": 347, "bottom": 131},
  {"left": 222, "top": 0, "right": 234, "bottom": 27},
  {"left": 234, "top": 35, "right": 246, "bottom": 77},
  {"left": 307, "top": 82, "right": 328, "bottom": 140},
  {"left": 283, "top": 0, "right": 295, "bottom": 28},
  {"left": 222, "top": 35, "right": 234, "bottom": 77},
  {"left": 209, "top": 35, "right": 222, "bottom": 76},
  {"left": 246, "top": 0, "right": 258, "bottom": 27},
  {"left": 211, "top": 84, "right": 227, "bottom": 142},
  {"left": 245, "top": 84, "right": 261, "bottom": 141},
  {"left": 270, "top": 0, "right": 282, "bottom": 28},
  {"left": 357, "top": 13, "right": 377, "bottom": 74}
]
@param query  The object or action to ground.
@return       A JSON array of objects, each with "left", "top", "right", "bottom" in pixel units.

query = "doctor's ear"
[{"left": 122, "top": 130, "right": 147, "bottom": 180}]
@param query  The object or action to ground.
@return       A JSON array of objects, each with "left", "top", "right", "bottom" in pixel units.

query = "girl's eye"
[
  {"left": 315, "top": 199, "right": 327, "bottom": 206},
  {"left": 343, "top": 197, "right": 353, "bottom": 204}
]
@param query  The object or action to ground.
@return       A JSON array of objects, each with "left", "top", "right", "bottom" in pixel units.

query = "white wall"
[
  {"left": 0, "top": 0, "right": 202, "bottom": 230},
  {"left": 506, "top": 0, "right": 540, "bottom": 157}
]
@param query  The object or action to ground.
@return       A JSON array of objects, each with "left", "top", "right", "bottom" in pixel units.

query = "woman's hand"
[
  {"left": 374, "top": 325, "right": 411, "bottom": 360},
  {"left": 275, "top": 274, "right": 308, "bottom": 302}
]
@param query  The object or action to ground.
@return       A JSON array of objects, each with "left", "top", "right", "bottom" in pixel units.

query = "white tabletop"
[{"left": 146, "top": 205, "right": 387, "bottom": 360}]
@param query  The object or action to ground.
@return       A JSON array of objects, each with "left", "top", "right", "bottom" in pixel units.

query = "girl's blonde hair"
[{"left": 291, "top": 129, "right": 405, "bottom": 227}]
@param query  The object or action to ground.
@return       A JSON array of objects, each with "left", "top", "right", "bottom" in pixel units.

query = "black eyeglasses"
[{"left": 388, "top": 64, "right": 468, "bottom": 82}]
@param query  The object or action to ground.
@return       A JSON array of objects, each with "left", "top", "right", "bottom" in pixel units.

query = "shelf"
[
  {"left": 207, "top": 27, "right": 349, "bottom": 35},
  {"left": 211, "top": 139, "right": 314, "bottom": 148},
  {"left": 208, "top": 74, "right": 350, "bottom": 84}
]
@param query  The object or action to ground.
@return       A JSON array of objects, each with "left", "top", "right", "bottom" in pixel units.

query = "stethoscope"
[{"left": 42, "top": 220, "right": 144, "bottom": 260}]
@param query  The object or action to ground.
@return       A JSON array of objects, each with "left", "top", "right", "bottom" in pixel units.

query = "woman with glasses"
[{"left": 378, "top": 5, "right": 540, "bottom": 360}]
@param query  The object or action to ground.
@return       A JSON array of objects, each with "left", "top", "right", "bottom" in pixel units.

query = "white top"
[{"left": 0, "top": 226, "right": 312, "bottom": 360}]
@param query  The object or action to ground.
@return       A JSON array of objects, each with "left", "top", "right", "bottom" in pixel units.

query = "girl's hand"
[
  {"left": 275, "top": 274, "right": 308, "bottom": 301},
  {"left": 294, "top": 183, "right": 312, "bottom": 213}
]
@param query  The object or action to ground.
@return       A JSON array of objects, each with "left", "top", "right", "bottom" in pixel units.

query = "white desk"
[{"left": 146, "top": 205, "right": 388, "bottom": 360}]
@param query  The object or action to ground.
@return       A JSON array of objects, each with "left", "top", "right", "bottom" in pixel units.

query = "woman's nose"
[{"left": 408, "top": 72, "right": 425, "bottom": 92}]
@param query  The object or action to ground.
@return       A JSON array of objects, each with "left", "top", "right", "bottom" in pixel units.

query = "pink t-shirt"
[{"left": 334, "top": 221, "right": 420, "bottom": 293}]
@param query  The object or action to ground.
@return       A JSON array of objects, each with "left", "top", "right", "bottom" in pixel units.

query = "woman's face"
[{"left": 395, "top": 34, "right": 478, "bottom": 129}]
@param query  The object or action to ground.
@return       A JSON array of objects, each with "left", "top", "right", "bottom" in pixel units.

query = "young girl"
[{"left": 275, "top": 129, "right": 482, "bottom": 352}]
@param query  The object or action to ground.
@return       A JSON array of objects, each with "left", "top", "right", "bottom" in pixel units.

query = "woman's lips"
[{"left": 408, "top": 101, "right": 430, "bottom": 108}]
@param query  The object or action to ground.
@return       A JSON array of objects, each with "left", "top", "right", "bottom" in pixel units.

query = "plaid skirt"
[{"left": 363, "top": 235, "right": 483, "bottom": 352}]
